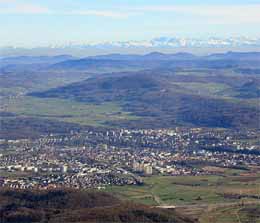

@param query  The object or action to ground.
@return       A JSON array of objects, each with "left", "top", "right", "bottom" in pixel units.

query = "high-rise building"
[
  {"left": 144, "top": 164, "right": 153, "bottom": 175},
  {"left": 62, "top": 165, "right": 68, "bottom": 173}
]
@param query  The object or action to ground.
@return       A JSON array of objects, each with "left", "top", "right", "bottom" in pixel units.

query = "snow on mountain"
[
  {"left": 1, "top": 37, "right": 260, "bottom": 57},
  {"left": 68, "top": 37, "right": 260, "bottom": 49}
]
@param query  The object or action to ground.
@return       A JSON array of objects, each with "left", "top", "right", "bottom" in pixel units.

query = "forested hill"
[
  {"left": 29, "top": 69, "right": 260, "bottom": 130},
  {"left": 0, "top": 189, "right": 193, "bottom": 223}
]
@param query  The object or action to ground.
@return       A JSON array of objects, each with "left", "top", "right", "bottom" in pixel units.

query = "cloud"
[
  {"left": 6, "top": 4, "right": 50, "bottom": 14},
  {"left": 134, "top": 4, "right": 260, "bottom": 24},
  {"left": 64, "top": 10, "right": 131, "bottom": 18},
  {"left": 0, "top": 1, "right": 51, "bottom": 14},
  {"left": 0, "top": 1, "right": 128, "bottom": 18},
  {"left": 1, "top": 1, "right": 259, "bottom": 23},
  {"left": 0, "top": 0, "right": 16, "bottom": 3}
]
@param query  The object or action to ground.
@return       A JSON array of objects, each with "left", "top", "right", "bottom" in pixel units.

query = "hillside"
[
  {"left": 2, "top": 52, "right": 260, "bottom": 131},
  {"left": 49, "top": 59, "right": 156, "bottom": 73},
  {"left": 0, "top": 189, "right": 193, "bottom": 223},
  {"left": 29, "top": 70, "right": 260, "bottom": 129}
]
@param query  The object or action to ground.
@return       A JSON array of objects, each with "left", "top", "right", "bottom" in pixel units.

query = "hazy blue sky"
[{"left": 1, "top": 0, "right": 260, "bottom": 47}]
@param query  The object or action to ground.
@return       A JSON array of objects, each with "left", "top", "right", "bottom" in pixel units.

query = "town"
[{"left": 0, "top": 127, "right": 259, "bottom": 189}]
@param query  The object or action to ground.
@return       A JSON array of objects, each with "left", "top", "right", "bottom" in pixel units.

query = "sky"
[{"left": 1, "top": 0, "right": 260, "bottom": 47}]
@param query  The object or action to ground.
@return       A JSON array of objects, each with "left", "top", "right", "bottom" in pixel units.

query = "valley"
[{"left": 0, "top": 52, "right": 260, "bottom": 223}]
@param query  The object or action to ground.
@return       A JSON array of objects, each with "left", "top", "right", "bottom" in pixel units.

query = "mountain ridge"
[{"left": 28, "top": 70, "right": 260, "bottom": 129}]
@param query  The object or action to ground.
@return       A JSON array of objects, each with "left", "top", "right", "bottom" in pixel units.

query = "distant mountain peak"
[{"left": 146, "top": 51, "right": 165, "bottom": 56}]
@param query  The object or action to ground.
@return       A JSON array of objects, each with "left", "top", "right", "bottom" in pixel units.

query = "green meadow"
[{"left": 4, "top": 96, "right": 138, "bottom": 126}]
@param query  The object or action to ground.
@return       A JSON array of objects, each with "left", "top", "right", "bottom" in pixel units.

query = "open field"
[
  {"left": 3, "top": 96, "right": 139, "bottom": 126},
  {"left": 107, "top": 170, "right": 260, "bottom": 206},
  {"left": 106, "top": 168, "right": 260, "bottom": 222}
]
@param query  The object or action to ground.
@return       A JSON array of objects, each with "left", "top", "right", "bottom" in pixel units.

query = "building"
[
  {"left": 62, "top": 165, "right": 68, "bottom": 173},
  {"left": 144, "top": 164, "right": 153, "bottom": 175}
]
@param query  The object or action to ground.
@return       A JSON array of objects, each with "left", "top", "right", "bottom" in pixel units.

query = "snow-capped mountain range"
[
  {"left": 1, "top": 37, "right": 260, "bottom": 57},
  {"left": 51, "top": 37, "right": 260, "bottom": 49}
]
